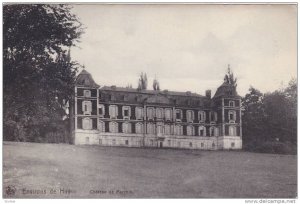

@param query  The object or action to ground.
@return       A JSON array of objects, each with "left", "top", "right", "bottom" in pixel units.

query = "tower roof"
[
  {"left": 75, "top": 69, "right": 99, "bottom": 88},
  {"left": 213, "top": 83, "right": 240, "bottom": 99}
]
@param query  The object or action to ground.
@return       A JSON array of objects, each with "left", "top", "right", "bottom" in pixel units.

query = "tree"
[
  {"left": 137, "top": 72, "right": 148, "bottom": 90},
  {"left": 153, "top": 77, "right": 160, "bottom": 91},
  {"left": 3, "top": 4, "right": 83, "bottom": 142},
  {"left": 224, "top": 65, "right": 237, "bottom": 87}
]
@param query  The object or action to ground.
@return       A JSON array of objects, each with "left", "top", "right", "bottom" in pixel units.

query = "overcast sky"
[{"left": 70, "top": 4, "right": 297, "bottom": 96}]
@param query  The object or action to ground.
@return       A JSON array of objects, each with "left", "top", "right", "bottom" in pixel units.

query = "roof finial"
[{"left": 83, "top": 64, "right": 85, "bottom": 70}]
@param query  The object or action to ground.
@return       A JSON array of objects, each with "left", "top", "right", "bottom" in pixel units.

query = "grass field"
[{"left": 3, "top": 142, "right": 297, "bottom": 198}]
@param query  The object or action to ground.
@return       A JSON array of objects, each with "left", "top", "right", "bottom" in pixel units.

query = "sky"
[{"left": 70, "top": 4, "right": 297, "bottom": 96}]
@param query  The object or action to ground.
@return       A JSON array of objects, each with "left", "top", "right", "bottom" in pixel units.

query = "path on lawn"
[{"left": 3, "top": 142, "right": 297, "bottom": 198}]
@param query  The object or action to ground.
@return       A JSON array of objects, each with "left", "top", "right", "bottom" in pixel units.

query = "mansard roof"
[
  {"left": 213, "top": 83, "right": 240, "bottom": 99},
  {"left": 99, "top": 86, "right": 211, "bottom": 108},
  {"left": 75, "top": 69, "right": 99, "bottom": 88}
]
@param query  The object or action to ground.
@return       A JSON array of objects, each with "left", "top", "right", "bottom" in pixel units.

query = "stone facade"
[{"left": 70, "top": 69, "right": 242, "bottom": 150}]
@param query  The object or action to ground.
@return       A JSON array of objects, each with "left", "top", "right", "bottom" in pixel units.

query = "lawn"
[{"left": 3, "top": 142, "right": 297, "bottom": 198}]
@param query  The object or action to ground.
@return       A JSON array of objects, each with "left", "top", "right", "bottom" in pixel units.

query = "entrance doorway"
[{"left": 159, "top": 141, "right": 163, "bottom": 148}]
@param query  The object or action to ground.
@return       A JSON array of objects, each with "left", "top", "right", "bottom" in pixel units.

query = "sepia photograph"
[{"left": 2, "top": 3, "right": 297, "bottom": 199}]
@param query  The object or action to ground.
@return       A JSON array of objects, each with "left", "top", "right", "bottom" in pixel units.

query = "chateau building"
[{"left": 70, "top": 69, "right": 242, "bottom": 150}]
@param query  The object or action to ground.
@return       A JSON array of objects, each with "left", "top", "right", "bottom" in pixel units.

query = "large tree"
[{"left": 3, "top": 4, "right": 83, "bottom": 142}]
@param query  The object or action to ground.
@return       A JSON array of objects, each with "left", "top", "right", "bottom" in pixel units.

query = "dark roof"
[
  {"left": 75, "top": 69, "right": 99, "bottom": 88},
  {"left": 100, "top": 86, "right": 205, "bottom": 98},
  {"left": 213, "top": 83, "right": 240, "bottom": 98}
]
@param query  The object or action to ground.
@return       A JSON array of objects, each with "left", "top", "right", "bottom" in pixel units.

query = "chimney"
[{"left": 205, "top": 90, "right": 211, "bottom": 99}]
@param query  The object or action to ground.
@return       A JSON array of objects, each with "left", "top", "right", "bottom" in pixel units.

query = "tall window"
[
  {"left": 122, "top": 122, "right": 131, "bottom": 133},
  {"left": 229, "top": 126, "right": 237, "bottom": 136},
  {"left": 174, "top": 125, "right": 183, "bottom": 135},
  {"left": 199, "top": 126, "right": 206, "bottom": 136},
  {"left": 187, "top": 125, "right": 194, "bottom": 136},
  {"left": 187, "top": 110, "right": 194, "bottom": 123},
  {"left": 210, "top": 111, "right": 217, "bottom": 122},
  {"left": 109, "top": 122, "right": 118, "bottom": 133},
  {"left": 229, "top": 100, "right": 235, "bottom": 107},
  {"left": 82, "top": 118, "right": 92, "bottom": 130},
  {"left": 84, "top": 90, "right": 91, "bottom": 97},
  {"left": 98, "top": 121, "right": 105, "bottom": 132},
  {"left": 165, "top": 124, "right": 171, "bottom": 135},
  {"left": 122, "top": 106, "right": 131, "bottom": 119},
  {"left": 147, "top": 107, "right": 155, "bottom": 120},
  {"left": 165, "top": 109, "right": 172, "bottom": 121},
  {"left": 228, "top": 110, "right": 236, "bottom": 122},
  {"left": 136, "top": 123, "right": 143, "bottom": 134},
  {"left": 210, "top": 126, "right": 219, "bottom": 137},
  {"left": 98, "top": 104, "right": 105, "bottom": 118},
  {"left": 175, "top": 109, "right": 182, "bottom": 121},
  {"left": 135, "top": 107, "right": 144, "bottom": 120},
  {"left": 198, "top": 111, "right": 206, "bottom": 122},
  {"left": 147, "top": 123, "right": 155, "bottom": 134},
  {"left": 156, "top": 108, "right": 163, "bottom": 119},
  {"left": 109, "top": 105, "right": 118, "bottom": 119},
  {"left": 82, "top": 101, "right": 92, "bottom": 115}
]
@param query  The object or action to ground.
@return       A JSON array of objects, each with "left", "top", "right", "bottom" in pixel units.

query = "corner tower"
[
  {"left": 71, "top": 69, "right": 100, "bottom": 144},
  {"left": 213, "top": 66, "right": 242, "bottom": 149}
]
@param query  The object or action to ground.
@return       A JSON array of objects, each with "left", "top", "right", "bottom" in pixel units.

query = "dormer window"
[
  {"left": 84, "top": 90, "right": 91, "bottom": 97},
  {"left": 229, "top": 101, "right": 235, "bottom": 107}
]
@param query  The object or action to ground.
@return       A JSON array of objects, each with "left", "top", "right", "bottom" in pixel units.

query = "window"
[
  {"left": 165, "top": 124, "right": 171, "bottom": 135},
  {"left": 156, "top": 108, "right": 163, "bottom": 119},
  {"left": 85, "top": 137, "right": 89, "bottom": 144},
  {"left": 175, "top": 109, "right": 182, "bottom": 121},
  {"left": 187, "top": 125, "right": 194, "bottom": 136},
  {"left": 210, "top": 111, "right": 217, "bottom": 122},
  {"left": 112, "top": 139, "right": 116, "bottom": 145},
  {"left": 187, "top": 110, "right": 194, "bottom": 123},
  {"left": 189, "top": 142, "right": 193, "bottom": 147},
  {"left": 99, "top": 139, "right": 102, "bottom": 145},
  {"left": 229, "top": 126, "right": 237, "bottom": 136},
  {"left": 168, "top": 140, "right": 171, "bottom": 146},
  {"left": 109, "top": 122, "right": 118, "bottom": 133},
  {"left": 174, "top": 125, "right": 183, "bottom": 135},
  {"left": 98, "top": 121, "right": 105, "bottom": 132},
  {"left": 98, "top": 104, "right": 105, "bottom": 117},
  {"left": 84, "top": 90, "right": 91, "bottom": 97},
  {"left": 122, "top": 106, "right": 131, "bottom": 119},
  {"left": 177, "top": 141, "right": 181, "bottom": 147},
  {"left": 109, "top": 105, "right": 118, "bottom": 119},
  {"left": 210, "top": 127, "right": 219, "bottom": 137},
  {"left": 147, "top": 107, "right": 155, "bottom": 120},
  {"left": 229, "top": 101, "right": 235, "bottom": 107},
  {"left": 199, "top": 126, "right": 206, "bottom": 136},
  {"left": 150, "top": 139, "right": 154, "bottom": 146},
  {"left": 231, "top": 142, "right": 235, "bottom": 148},
  {"left": 122, "top": 122, "right": 131, "bottom": 133},
  {"left": 228, "top": 110, "right": 236, "bottom": 122},
  {"left": 198, "top": 111, "right": 206, "bottom": 122},
  {"left": 212, "top": 143, "right": 215, "bottom": 148},
  {"left": 165, "top": 109, "right": 172, "bottom": 121},
  {"left": 135, "top": 107, "right": 144, "bottom": 120},
  {"left": 83, "top": 118, "right": 92, "bottom": 130},
  {"left": 125, "top": 140, "right": 129, "bottom": 145},
  {"left": 136, "top": 123, "right": 143, "bottom": 134},
  {"left": 147, "top": 123, "right": 155, "bottom": 134},
  {"left": 82, "top": 101, "right": 92, "bottom": 115},
  {"left": 201, "top": 143, "right": 204, "bottom": 148}
]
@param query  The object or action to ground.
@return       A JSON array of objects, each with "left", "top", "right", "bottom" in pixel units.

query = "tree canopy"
[{"left": 3, "top": 4, "right": 83, "bottom": 142}]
